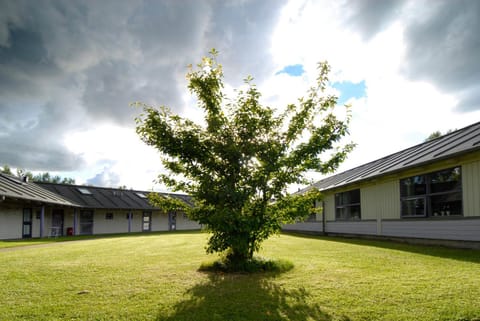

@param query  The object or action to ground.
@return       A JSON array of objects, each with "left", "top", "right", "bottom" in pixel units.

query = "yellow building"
[{"left": 284, "top": 122, "right": 480, "bottom": 247}]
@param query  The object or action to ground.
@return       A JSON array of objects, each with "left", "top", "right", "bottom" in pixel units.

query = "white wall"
[
  {"left": 175, "top": 212, "right": 201, "bottom": 230},
  {"left": 0, "top": 207, "right": 22, "bottom": 239},
  {"left": 151, "top": 211, "right": 169, "bottom": 232}
]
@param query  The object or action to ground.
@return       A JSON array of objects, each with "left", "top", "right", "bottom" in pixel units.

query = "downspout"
[{"left": 40, "top": 205, "right": 45, "bottom": 238}]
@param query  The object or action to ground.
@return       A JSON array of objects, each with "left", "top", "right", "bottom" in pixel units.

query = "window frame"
[
  {"left": 335, "top": 189, "right": 361, "bottom": 221},
  {"left": 400, "top": 166, "right": 462, "bottom": 218}
]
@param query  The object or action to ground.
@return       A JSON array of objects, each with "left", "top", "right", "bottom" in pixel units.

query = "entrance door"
[
  {"left": 169, "top": 212, "right": 176, "bottom": 231},
  {"left": 22, "top": 208, "right": 32, "bottom": 238},
  {"left": 79, "top": 210, "right": 94, "bottom": 235},
  {"left": 142, "top": 212, "right": 151, "bottom": 232},
  {"left": 52, "top": 209, "right": 64, "bottom": 237}
]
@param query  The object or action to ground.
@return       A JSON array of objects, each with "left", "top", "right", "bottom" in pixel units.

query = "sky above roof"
[{"left": 1, "top": 0, "right": 480, "bottom": 191}]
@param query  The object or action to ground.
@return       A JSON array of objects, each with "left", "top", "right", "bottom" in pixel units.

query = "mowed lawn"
[{"left": 1, "top": 232, "right": 479, "bottom": 321}]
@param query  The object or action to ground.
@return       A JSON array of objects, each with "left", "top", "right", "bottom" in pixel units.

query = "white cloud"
[
  {"left": 2, "top": 0, "right": 479, "bottom": 193},
  {"left": 268, "top": 0, "right": 480, "bottom": 190},
  {"left": 64, "top": 125, "right": 165, "bottom": 191}
]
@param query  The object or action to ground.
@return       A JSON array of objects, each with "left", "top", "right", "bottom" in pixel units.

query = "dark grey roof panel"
[
  {"left": 37, "top": 183, "right": 193, "bottom": 210},
  {"left": 0, "top": 174, "right": 78, "bottom": 206},
  {"left": 304, "top": 121, "right": 480, "bottom": 192}
]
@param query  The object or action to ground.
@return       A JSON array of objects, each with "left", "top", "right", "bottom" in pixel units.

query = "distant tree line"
[
  {"left": 1, "top": 165, "right": 76, "bottom": 184},
  {"left": 425, "top": 129, "right": 456, "bottom": 142}
]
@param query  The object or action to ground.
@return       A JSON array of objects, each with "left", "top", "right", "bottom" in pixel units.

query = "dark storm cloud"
[
  {"left": 402, "top": 0, "right": 480, "bottom": 111},
  {"left": 342, "top": 0, "right": 404, "bottom": 41},
  {"left": 81, "top": 59, "right": 184, "bottom": 125},
  {"left": 0, "top": 102, "right": 85, "bottom": 171},
  {"left": 205, "top": 0, "right": 288, "bottom": 85},
  {"left": 342, "top": 0, "right": 480, "bottom": 112},
  {"left": 0, "top": 0, "right": 286, "bottom": 171}
]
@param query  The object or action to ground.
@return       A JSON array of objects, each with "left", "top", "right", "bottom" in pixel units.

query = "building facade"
[
  {"left": 284, "top": 122, "right": 480, "bottom": 246},
  {"left": 0, "top": 176, "right": 200, "bottom": 240}
]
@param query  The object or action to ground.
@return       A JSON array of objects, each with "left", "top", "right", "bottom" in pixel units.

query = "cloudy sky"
[{"left": 1, "top": 0, "right": 479, "bottom": 191}]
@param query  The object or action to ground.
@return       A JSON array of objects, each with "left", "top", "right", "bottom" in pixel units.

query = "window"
[
  {"left": 306, "top": 201, "right": 318, "bottom": 222},
  {"left": 400, "top": 167, "right": 462, "bottom": 218},
  {"left": 77, "top": 187, "right": 92, "bottom": 195},
  {"left": 105, "top": 213, "right": 114, "bottom": 220},
  {"left": 335, "top": 189, "right": 361, "bottom": 220},
  {"left": 136, "top": 192, "right": 147, "bottom": 199}
]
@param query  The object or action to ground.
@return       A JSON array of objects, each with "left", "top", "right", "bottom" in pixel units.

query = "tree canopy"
[
  {"left": 135, "top": 50, "right": 354, "bottom": 267},
  {"left": 1, "top": 165, "right": 75, "bottom": 184},
  {"left": 425, "top": 129, "right": 456, "bottom": 142}
]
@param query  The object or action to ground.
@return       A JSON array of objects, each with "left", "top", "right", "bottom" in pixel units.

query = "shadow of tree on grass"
[{"left": 156, "top": 271, "right": 349, "bottom": 321}]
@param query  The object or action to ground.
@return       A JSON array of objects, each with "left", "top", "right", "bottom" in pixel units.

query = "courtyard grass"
[{"left": 0, "top": 232, "right": 479, "bottom": 321}]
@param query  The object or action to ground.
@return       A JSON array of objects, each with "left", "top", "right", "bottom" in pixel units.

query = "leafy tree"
[
  {"left": 2, "top": 166, "right": 75, "bottom": 184},
  {"left": 425, "top": 131, "right": 442, "bottom": 141},
  {"left": 1, "top": 165, "right": 12, "bottom": 175},
  {"left": 425, "top": 129, "right": 457, "bottom": 142},
  {"left": 135, "top": 50, "right": 354, "bottom": 267},
  {"left": 31, "top": 172, "right": 76, "bottom": 184}
]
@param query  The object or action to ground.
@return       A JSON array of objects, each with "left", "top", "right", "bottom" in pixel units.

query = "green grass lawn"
[{"left": 1, "top": 232, "right": 479, "bottom": 321}]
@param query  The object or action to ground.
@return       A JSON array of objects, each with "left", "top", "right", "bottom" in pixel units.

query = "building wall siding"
[
  {"left": 175, "top": 213, "right": 201, "bottom": 230},
  {"left": 151, "top": 211, "right": 169, "bottom": 231},
  {"left": 324, "top": 194, "right": 335, "bottom": 221},
  {"left": 283, "top": 222, "right": 323, "bottom": 233},
  {"left": 361, "top": 180, "right": 400, "bottom": 220},
  {"left": 382, "top": 219, "right": 480, "bottom": 241},
  {"left": 0, "top": 208, "right": 22, "bottom": 239},
  {"left": 93, "top": 210, "right": 131, "bottom": 234},
  {"left": 463, "top": 160, "right": 480, "bottom": 217},
  {"left": 326, "top": 220, "right": 377, "bottom": 235}
]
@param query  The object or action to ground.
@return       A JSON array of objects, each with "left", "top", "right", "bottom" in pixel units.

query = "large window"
[
  {"left": 400, "top": 167, "right": 462, "bottom": 218},
  {"left": 335, "top": 189, "right": 361, "bottom": 220}
]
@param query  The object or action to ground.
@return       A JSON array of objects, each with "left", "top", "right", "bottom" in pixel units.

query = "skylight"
[
  {"left": 136, "top": 192, "right": 147, "bottom": 199},
  {"left": 77, "top": 187, "right": 92, "bottom": 195}
]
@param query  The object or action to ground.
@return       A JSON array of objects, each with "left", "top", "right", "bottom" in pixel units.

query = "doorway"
[
  {"left": 51, "top": 209, "right": 65, "bottom": 237},
  {"left": 79, "top": 210, "right": 94, "bottom": 235},
  {"left": 22, "top": 208, "right": 32, "bottom": 238},
  {"left": 168, "top": 212, "right": 177, "bottom": 231},
  {"left": 142, "top": 211, "right": 151, "bottom": 232}
]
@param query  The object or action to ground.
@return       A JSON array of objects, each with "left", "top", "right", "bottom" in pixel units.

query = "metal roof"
[
  {"left": 0, "top": 174, "right": 78, "bottom": 207},
  {"left": 303, "top": 121, "right": 480, "bottom": 193},
  {"left": 37, "top": 183, "right": 193, "bottom": 210}
]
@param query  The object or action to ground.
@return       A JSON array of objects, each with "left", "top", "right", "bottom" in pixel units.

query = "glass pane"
[
  {"left": 23, "top": 225, "right": 31, "bottom": 235},
  {"left": 401, "top": 198, "right": 425, "bottom": 217},
  {"left": 143, "top": 223, "right": 150, "bottom": 230},
  {"left": 336, "top": 189, "right": 360, "bottom": 206},
  {"left": 430, "top": 167, "right": 461, "bottom": 193},
  {"left": 346, "top": 205, "right": 361, "bottom": 220},
  {"left": 80, "top": 211, "right": 93, "bottom": 223},
  {"left": 400, "top": 176, "right": 426, "bottom": 197},
  {"left": 349, "top": 190, "right": 360, "bottom": 204},
  {"left": 335, "top": 205, "right": 361, "bottom": 220},
  {"left": 80, "top": 225, "right": 93, "bottom": 235},
  {"left": 431, "top": 192, "right": 462, "bottom": 216},
  {"left": 23, "top": 209, "right": 32, "bottom": 222}
]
